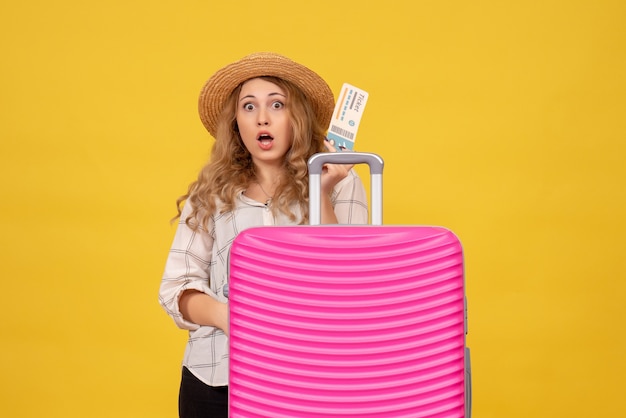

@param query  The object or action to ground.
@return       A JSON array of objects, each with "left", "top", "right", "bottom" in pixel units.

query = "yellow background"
[{"left": 1, "top": 0, "right": 624, "bottom": 416}]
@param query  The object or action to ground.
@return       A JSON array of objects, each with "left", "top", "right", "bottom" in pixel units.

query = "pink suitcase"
[{"left": 228, "top": 153, "right": 471, "bottom": 417}]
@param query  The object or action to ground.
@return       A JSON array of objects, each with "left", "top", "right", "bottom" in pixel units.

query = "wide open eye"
[
  {"left": 243, "top": 103, "right": 255, "bottom": 111},
  {"left": 271, "top": 101, "right": 284, "bottom": 110}
]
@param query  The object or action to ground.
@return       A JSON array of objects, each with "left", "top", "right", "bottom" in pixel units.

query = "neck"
[{"left": 253, "top": 164, "right": 282, "bottom": 187}]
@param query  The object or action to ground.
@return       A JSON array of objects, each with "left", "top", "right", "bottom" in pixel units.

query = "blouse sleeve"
[
  {"left": 331, "top": 169, "right": 369, "bottom": 224},
  {"left": 158, "top": 201, "right": 216, "bottom": 331}
]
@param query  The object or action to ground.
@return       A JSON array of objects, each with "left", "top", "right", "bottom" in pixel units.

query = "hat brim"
[{"left": 198, "top": 52, "right": 335, "bottom": 138}]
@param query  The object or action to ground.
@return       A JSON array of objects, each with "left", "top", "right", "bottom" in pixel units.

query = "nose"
[{"left": 257, "top": 108, "right": 269, "bottom": 126}]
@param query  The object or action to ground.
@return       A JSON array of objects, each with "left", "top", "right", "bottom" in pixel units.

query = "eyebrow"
[{"left": 239, "top": 92, "right": 287, "bottom": 102}]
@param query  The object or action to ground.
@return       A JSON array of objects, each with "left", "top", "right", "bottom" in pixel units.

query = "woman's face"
[{"left": 236, "top": 78, "right": 293, "bottom": 166}]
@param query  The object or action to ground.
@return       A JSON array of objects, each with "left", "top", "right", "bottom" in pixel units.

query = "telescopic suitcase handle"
[{"left": 308, "top": 152, "right": 384, "bottom": 226}]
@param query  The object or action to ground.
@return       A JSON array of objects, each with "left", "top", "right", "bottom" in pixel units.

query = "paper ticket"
[{"left": 327, "top": 83, "right": 369, "bottom": 152}]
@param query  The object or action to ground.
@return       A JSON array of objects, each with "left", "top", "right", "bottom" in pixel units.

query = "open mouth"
[{"left": 257, "top": 133, "right": 274, "bottom": 150}]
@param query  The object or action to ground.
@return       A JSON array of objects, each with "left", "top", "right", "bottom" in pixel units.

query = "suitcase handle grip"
[{"left": 308, "top": 152, "right": 384, "bottom": 225}]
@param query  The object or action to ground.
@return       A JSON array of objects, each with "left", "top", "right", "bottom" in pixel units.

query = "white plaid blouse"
[{"left": 159, "top": 170, "right": 368, "bottom": 386}]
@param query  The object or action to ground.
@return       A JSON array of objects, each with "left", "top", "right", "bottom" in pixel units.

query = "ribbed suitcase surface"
[{"left": 228, "top": 225, "right": 466, "bottom": 417}]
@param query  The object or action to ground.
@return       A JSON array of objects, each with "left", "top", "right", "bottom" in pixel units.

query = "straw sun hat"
[{"left": 198, "top": 52, "right": 335, "bottom": 138}]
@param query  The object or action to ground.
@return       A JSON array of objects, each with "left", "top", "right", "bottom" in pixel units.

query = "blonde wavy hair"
[{"left": 175, "top": 76, "right": 327, "bottom": 230}]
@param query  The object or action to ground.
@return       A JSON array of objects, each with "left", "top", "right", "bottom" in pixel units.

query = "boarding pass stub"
[{"left": 327, "top": 83, "right": 368, "bottom": 151}]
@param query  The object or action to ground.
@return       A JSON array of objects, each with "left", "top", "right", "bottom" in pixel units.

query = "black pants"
[{"left": 179, "top": 367, "right": 228, "bottom": 418}]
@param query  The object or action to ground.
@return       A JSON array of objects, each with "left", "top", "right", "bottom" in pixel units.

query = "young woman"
[{"left": 159, "top": 52, "right": 368, "bottom": 418}]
